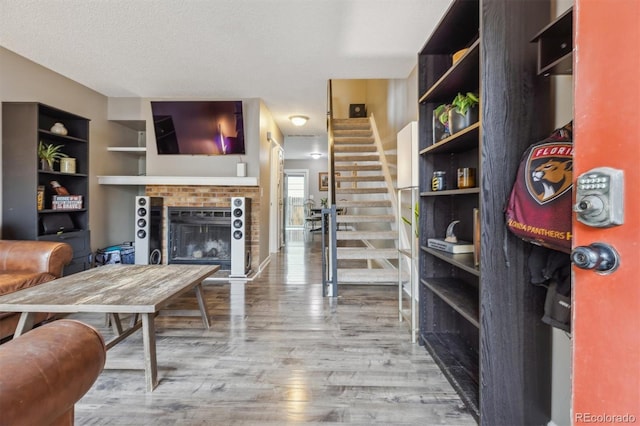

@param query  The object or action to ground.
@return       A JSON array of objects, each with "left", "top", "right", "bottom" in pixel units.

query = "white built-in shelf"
[
  {"left": 107, "top": 146, "right": 147, "bottom": 154},
  {"left": 97, "top": 175, "right": 258, "bottom": 186}
]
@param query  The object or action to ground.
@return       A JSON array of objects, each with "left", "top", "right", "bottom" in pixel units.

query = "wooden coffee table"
[{"left": 0, "top": 264, "right": 219, "bottom": 391}]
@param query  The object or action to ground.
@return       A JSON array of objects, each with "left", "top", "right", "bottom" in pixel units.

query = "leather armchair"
[
  {"left": 0, "top": 319, "right": 106, "bottom": 426},
  {"left": 0, "top": 240, "right": 73, "bottom": 340}
]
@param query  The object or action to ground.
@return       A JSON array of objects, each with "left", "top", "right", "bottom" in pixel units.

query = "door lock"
[
  {"left": 571, "top": 242, "right": 620, "bottom": 274},
  {"left": 574, "top": 167, "right": 624, "bottom": 227}
]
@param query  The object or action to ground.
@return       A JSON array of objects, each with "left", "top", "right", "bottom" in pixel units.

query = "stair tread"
[
  {"left": 337, "top": 269, "right": 398, "bottom": 283},
  {"left": 334, "top": 154, "right": 380, "bottom": 162},
  {"left": 337, "top": 248, "right": 398, "bottom": 259},
  {"left": 332, "top": 118, "right": 370, "bottom": 130},
  {"left": 336, "top": 187, "right": 389, "bottom": 194},
  {"left": 334, "top": 165, "right": 382, "bottom": 171},
  {"left": 336, "top": 200, "right": 392, "bottom": 208},
  {"left": 337, "top": 214, "right": 395, "bottom": 223},
  {"left": 334, "top": 131, "right": 373, "bottom": 136},
  {"left": 334, "top": 145, "right": 377, "bottom": 153},
  {"left": 337, "top": 231, "right": 397, "bottom": 240},
  {"left": 337, "top": 175, "right": 384, "bottom": 182},
  {"left": 334, "top": 138, "right": 374, "bottom": 144}
]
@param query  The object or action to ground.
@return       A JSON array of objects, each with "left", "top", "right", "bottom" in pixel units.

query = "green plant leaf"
[
  {"left": 451, "top": 92, "right": 479, "bottom": 116},
  {"left": 434, "top": 104, "right": 451, "bottom": 125},
  {"left": 38, "top": 141, "right": 68, "bottom": 164}
]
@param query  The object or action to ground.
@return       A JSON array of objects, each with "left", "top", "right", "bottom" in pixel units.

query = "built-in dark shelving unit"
[
  {"left": 417, "top": 0, "right": 554, "bottom": 424},
  {"left": 531, "top": 6, "right": 573, "bottom": 76},
  {"left": 2, "top": 102, "right": 91, "bottom": 274}
]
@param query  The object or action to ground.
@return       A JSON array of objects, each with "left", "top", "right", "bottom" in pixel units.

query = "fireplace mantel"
[{"left": 97, "top": 175, "right": 258, "bottom": 186}]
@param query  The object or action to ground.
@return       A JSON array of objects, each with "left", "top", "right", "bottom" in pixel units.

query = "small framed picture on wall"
[
  {"left": 319, "top": 172, "right": 329, "bottom": 191},
  {"left": 319, "top": 172, "right": 340, "bottom": 191}
]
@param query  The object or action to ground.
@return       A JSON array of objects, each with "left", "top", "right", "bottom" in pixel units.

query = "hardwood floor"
[{"left": 73, "top": 236, "right": 475, "bottom": 425}]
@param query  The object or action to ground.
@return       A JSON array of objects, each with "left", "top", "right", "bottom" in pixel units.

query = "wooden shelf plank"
[
  {"left": 420, "top": 246, "right": 480, "bottom": 276},
  {"left": 419, "top": 122, "right": 480, "bottom": 155},
  {"left": 419, "top": 40, "right": 480, "bottom": 104},
  {"left": 421, "top": 277, "right": 479, "bottom": 328},
  {"left": 420, "top": 187, "right": 480, "bottom": 197}
]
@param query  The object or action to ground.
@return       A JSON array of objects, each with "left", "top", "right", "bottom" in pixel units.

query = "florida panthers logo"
[{"left": 525, "top": 143, "right": 573, "bottom": 205}]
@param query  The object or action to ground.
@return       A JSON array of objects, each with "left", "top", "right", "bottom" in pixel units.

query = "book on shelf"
[
  {"left": 52, "top": 195, "right": 83, "bottom": 210},
  {"left": 427, "top": 238, "right": 474, "bottom": 254}
]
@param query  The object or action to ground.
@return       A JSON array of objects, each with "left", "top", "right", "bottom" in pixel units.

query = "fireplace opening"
[{"left": 168, "top": 207, "right": 231, "bottom": 269}]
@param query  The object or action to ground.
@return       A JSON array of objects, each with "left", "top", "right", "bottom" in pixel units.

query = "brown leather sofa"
[
  {"left": 0, "top": 319, "right": 106, "bottom": 426},
  {"left": 0, "top": 240, "right": 73, "bottom": 340}
]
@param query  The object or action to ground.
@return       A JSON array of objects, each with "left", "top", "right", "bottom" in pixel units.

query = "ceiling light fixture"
[
  {"left": 309, "top": 152, "right": 322, "bottom": 159},
  {"left": 289, "top": 115, "right": 309, "bottom": 126}
]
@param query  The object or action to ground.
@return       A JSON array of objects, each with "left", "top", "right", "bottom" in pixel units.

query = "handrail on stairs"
[{"left": 322, "top": 80, "right": 338, "bottom": 297}]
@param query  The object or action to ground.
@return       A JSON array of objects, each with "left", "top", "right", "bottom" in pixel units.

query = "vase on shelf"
[
  {"left": 449, "top": 106, "right": 479, "bottom": 135},
  {"left": 40, "top": 159, "right": 53, "bottom": 172},
  {"left": 50, "top": 122, "right": 68, "bottom": 136},
  {"left": 432, "top": 114, "right": 450, "bottom": 144},
  {"left": 60, "top": 157, "right": 76, "bottom": 174}
]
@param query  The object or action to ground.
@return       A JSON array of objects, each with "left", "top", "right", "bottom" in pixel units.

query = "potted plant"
[
  {"left": 38, "top": 141, "right": 68, "bottom": 171},
  {"left": 448, "top": 92, "right": 479, "bottom": 134},
  {"left": 432, "top": 103, "right": 451, "bottom": 143}
]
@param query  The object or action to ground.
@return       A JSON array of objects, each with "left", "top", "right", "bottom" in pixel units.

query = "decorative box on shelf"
[
  {"left": 427, "top": 238, "right": 474, "bottom": 254},
  {"left": 52, "top": 195, "right": 83, "bottom": 210}
]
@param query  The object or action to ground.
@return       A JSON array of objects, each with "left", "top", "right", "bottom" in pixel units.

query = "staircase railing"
[{"left": 322, "top": 80, "right": 338, "bottom": 297}]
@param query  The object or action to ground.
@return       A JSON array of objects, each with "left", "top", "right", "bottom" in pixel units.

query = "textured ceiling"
[{"left": 0, "top": 0, "right": 451, "bottom": 159}]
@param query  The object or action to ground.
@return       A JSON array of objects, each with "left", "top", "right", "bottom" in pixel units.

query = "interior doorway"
[{"left": 284, "top": 170, "right": 308, "bottom": 242}]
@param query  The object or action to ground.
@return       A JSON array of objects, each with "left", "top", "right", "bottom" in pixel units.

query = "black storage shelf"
[
  {"left": 421, "top": 332, "right": 480, "bottom": 420},
  {"left": 417, "top": 1, "right": 553, "bottom": 423},
  {"left": 421, "top": 277, "right": 479, "bottom": 328},
  {"left": 531, "top": 6, "right": 573, "bottom": 75},
  {"left": 420, "top": 0, "right": 479, "bottom": 55},
  {"left": 2, "top": 102, "right": 90, "bottom": 275},
  {"left": 419, "top": 40, "right": 480, "bottom": 105}
]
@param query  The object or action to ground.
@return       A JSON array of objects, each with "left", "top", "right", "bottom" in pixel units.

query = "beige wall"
[
  {"left": 258, "top": 100, "right": 284, "bottom": 261},
  {"left": 0, "top": 46, "right": 128, "bottom": 249},
  {"left": 0, "top": 47, "right": 279, "bottom": 266}
]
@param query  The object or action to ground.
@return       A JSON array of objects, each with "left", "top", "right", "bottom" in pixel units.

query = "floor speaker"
[
  {"left": 135, "top": 196, "right": 163, "bottom": 264},
  {"left": 230, "top": 197, "right": 251, "bottom": 277}
]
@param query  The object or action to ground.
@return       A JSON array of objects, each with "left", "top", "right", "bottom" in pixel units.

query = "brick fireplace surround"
[{"left": 144, "top": 185, "right": 260, "bottom": 271}]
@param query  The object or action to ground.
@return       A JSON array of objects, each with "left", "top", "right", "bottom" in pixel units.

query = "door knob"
[{"left": 571, "top": 242, "right": 620, "bottom": 274}]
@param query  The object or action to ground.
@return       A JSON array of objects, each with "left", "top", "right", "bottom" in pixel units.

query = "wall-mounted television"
[{"left": 150, "top": 100, "right": 245, "bottom": 155}]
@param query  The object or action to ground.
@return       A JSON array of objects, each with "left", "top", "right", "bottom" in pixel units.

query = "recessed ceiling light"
[
  {"left": 309, "top": 152, "right": 322, "bottom": 159},
  {"left": 289, "top": 115, "right": 309, "bottom": 126}
]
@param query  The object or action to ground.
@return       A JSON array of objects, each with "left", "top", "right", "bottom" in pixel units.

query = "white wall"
[{"left": 550, "top": 2, "right": 574, "bottom": 425}]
